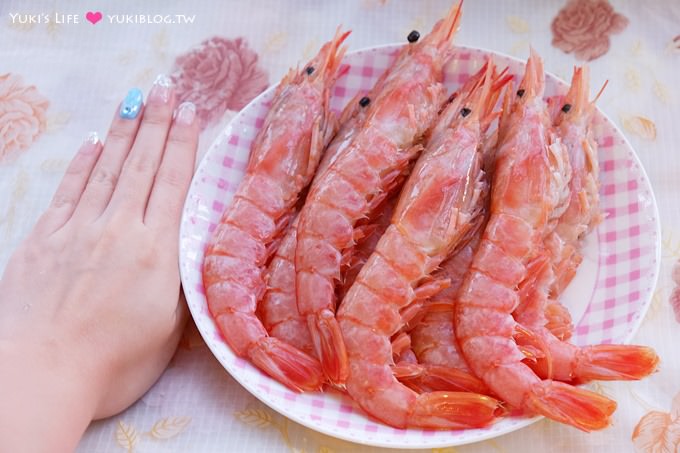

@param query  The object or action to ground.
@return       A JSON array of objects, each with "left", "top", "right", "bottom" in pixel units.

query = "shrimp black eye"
[
  {"left": 305, "top": 66, "right": 314, "bottom": 75},
  {"left": 359, "top": 96, "right": 371, "bottom": 107},
  {"left": 407, "top": 30, "right": 420, "bottom": 43},
  {"left": 561, "top": 103, "right": 572, "bottom": 113},
  {"left": 516, "top": 89, "right": 525, "bottom": 97},
  {"left": 460, "top": 107, "right": 471, "bottom": 117}
]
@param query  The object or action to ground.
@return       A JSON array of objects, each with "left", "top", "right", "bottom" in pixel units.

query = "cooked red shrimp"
[
  {"left": 393, "top": 64, "right": 509, "bottom": 396},
  {"left": 259, "top": 87, "right": 382, "bottom": 357},
  {"left": 202, "top": 30, "right": 349, "bottom": 392},
  {"left": 538, "top": 67, "right": 598, "bottom": 341},
  {"left": 513, "top": 67, "right": 659, "bottom": 385},
  {"left": 454, "top": 50, "right": 619, "bottom": 431},
  {"left": 295, "top": 3, "right": 466, "bottom": 385},
  {"left": 550, "top": 67, "right": 604, "bottom": 296},
  {"left": 337, "top": 61, "right": 504, "bottom": 429},
  {"left": 258, "top": 57, "right": 402, "bottom": 357}
]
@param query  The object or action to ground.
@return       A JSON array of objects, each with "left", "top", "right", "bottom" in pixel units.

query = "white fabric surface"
[{"left": 1, "top": 1, "right": 679, "bottom": 451}]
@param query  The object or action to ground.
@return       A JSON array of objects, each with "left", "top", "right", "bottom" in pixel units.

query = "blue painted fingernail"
[{"left": 119, "top": 88, "right": 143, "bottom": 119}]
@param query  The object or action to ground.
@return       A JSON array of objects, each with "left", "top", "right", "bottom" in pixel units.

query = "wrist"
[{"left": 0, "top": 337, "right": 101, "bottom": 452}]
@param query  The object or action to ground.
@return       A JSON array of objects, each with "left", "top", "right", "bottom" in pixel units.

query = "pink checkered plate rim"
[{"left": 179, "top": 44, "right": 661, "bottom": 449}]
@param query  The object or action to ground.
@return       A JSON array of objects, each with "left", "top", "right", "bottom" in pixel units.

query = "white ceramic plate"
[{"left": 179, "top": 44, "right": 661, "bottom": 449}]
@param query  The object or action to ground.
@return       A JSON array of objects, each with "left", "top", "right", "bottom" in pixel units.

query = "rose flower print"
[
  {"left": 670, "top": 260, "right": 680, "bottom": 323},
  {"left": 0, "top": 73, "right": 49, "bottom": 162},
  {"left": 551, "top": 0, "right": 629, "bottom": 61},
  {"left": 172, "top": 37, "right": 269, "bottom": 128},
  {"left": 632, "top": 392, "right": 680, "bottom": 452}
]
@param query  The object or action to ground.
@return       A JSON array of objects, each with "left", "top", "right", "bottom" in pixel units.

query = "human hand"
[{"left": 0, "top": 75, "right": 198, "bottom": 451}]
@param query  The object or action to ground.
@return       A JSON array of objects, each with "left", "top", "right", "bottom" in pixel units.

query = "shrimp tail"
[
  {"left": 525, "top": 380, "right": 617, "bottom": 432},
  {"left": 394, "top": 363, "right": 491, "bottom": 395},
  {"left": 574, "top": 344, "right": 659, "bottom": 382},
  {"left": 307, "top": 310, "right": 349, "bottom": 384},
  {"left": 409, "top": 391, "right": 503, "bottom": 429},
  {"left": 249, "top": 337, "right": 325, "bottom": 392}
]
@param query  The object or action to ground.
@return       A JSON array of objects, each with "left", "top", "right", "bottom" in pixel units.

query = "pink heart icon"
[{"left": 85, "top": 11, "right": 102, "bottom": 25}]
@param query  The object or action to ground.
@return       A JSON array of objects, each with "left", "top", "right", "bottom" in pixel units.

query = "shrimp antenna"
[
  {"left": 493, "top": 66, "right": 514, "bottom": 92},
  {"left": 319, "top": 26, "right": 350, "bottom": 79},
  {"left": 442, "top": 0, "right": 464, "bottom": 42},
  {"left": 592, "top": 79, "right": 609, "bottom": 104}
]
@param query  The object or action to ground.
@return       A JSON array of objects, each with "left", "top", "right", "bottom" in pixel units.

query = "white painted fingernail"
[
  {"left": 149, "top": 74, "right": 173, "bottom": 103},
  {"left": 176, "top": 101, "right": 196, "bottom": 125},
  {"left": 86, "top": 131, "right": 100, "bottom": 144}
]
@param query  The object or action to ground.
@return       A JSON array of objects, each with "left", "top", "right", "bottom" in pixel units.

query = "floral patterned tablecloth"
[{"left": 1, "top": 1, "right": 679, "bottom": 452}]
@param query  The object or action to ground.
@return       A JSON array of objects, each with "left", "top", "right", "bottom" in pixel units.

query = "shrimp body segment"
[
  {"left": 295, "top": 3, "right": 463, "bottom": 385},
  {"left": 203, "top": 30, "right": 349, "bottom": 392},
  {"left": 338, "top": 61, "right": 504, "bottom": 430},
  {"left": 454, "top": 51, "right": 618, "bottom": 432}
]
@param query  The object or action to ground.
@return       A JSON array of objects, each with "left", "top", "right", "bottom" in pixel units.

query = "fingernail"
[
  {"left": 80, "top": 131, "right": 100, "bottom": 155},
  {"left": 85, "top": 131, "right": 100, "bottom": 144},
  {"left": 175, "top": 101, "right": 196, "bottom": 125},
  {"left": 120, "top": 88, "right": 143, "bottom": 119},
  {"left": 148, "top": 74, "right": 173, "bottom": 104}
]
